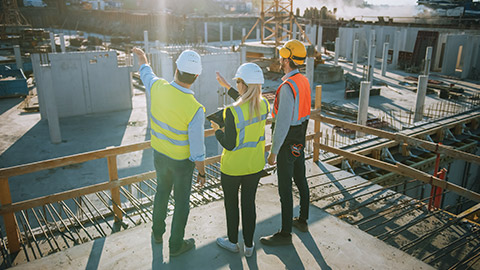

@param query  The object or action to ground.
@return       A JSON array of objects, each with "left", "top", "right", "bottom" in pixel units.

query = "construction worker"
[
  {"left": 210, "top": 63, "right": 269, "bottom": 257},
  {"left": 132, "top": 47, "right": 206, "bottom": 257},
  {"left": 260, "top": 39, "right": 311, "bottom": 246}
]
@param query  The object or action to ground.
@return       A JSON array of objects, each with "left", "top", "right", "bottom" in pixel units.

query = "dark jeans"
[
  {"left": 277, "top": 144, "right": 309, "bottom": 234},
  {"left": 152, "top": 151, "right": 195, "bottom": 251},
  {"left": 221, "top": 171, "right": 261, "bottom": 247}
]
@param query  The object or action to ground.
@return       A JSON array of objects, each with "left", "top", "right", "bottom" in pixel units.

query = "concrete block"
[{"left": 314, "top": 64, "right": 344, "bottom": 84}]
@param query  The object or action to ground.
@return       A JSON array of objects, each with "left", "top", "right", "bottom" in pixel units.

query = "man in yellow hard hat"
[
  {"left": 133, "top": 47, "right": 206, "bottom": 257},
  {"left": 261, "top": 39, "right": 312, "bottom": 246}
]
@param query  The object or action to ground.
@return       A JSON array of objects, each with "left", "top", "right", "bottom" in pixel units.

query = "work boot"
[
  {"left": 216, "top": 237, "right": 239, "bottom": 253},
  {"left": 170, "top": 238, "right": 195, "bottom": 257},
  {"left": 292, "top": 217, "right": 308, "bottom": 232},
  {"left": 260, "top": 232, "right": 292, "bottom": 246}
]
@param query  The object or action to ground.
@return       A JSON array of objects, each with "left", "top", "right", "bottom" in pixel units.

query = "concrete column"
[
  {"left": 204, "top": 22, "right": 208, "bottom": 44},
  {"left": 356, "top": 81, "right": 371, "bottom": 138},
  {"left": 155, "top": 40, "right": 160, "bottom": 49},
  {"left": 13, "top": 45, "right": 22, "bottom": 70},
  {"left": 334, "top": 37, "right": 340, "bottom": 66},
  {"left": 352, "top": 39, "right": 359, "bottom": 71},
  {"left": 381, "top": 42, "right": 389, "bottom": 76},
  {"left": 306, "top": 57, "right": 314, "bottom": 92},
  {"left": 256, "top": 27, "right": 260, "bottom": 40},
  {"left": 219, "top": 22, "right": 223, "bottom": 47},
  {"left": 424, "top": 46, "right": 433, "bottom": 76},
  {"left": 345, "top": 28, "right": 354, "bottom": 61},
  {"left": 367, "top": 44, "right": 376, "bottom": 82},
  {"left": 242, "top": 28, "right": 246, "bottom": 41},
  {"left": 49, "top": 32, "right": 56, "bottom": 53},
  {"left": 292, "top": 24, "right": 297, "bottom": 39},
  {"left": 414, "top": 75, "right": 428, "bottom": 122},
  {"left": 317, "top": 25, "right": 323, "bottom": 52},
  {"left": 143, "top": 30, "right": 149, "bottom": 54},
  {"left": 283, "top": 24, "right": 287, "bottom": 40},
  {"left": 59, "top": 33, "right": 66, "bottom": 53},
  {"left": 392, "top": 30, "right": 401, "bottom": 68},
  {"left": 230, "top": 25, "right": 233, "bottom": 45},
  {"left": 43, "top": 65, "right": 62, "bottom": 143},
  {"left": 370, "top": 30, "right": 376, "bottom": 49},
  {"left": 240, "top": 46, "right": 246, "bottom": 64}
]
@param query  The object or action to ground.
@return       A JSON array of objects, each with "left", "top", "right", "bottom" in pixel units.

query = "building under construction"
[{"left": 0, "top": 0, "right": 480, "bottom": 269}]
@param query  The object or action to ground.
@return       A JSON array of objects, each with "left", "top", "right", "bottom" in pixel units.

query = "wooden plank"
[
  {"left": 313, "top": 112, "right": 480, "bottom": 165},
  {"left": 0, "top": 172, "right": 156, "bottom": 216},
  {"left": 107, "top": 154, "right": 123, "bottom": 222},
  {"left": 314, "top": 142, "right": 480, "bottom": 202},
  {"left": 313, "top": 85, "right": 322, "bottom": 162},
  {"left": 0, "top": 178, "right": 20, "bottom": 253}
]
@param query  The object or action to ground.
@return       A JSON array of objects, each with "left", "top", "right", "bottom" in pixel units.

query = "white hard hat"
[
  {"left": 175, "top": 50, "right": 202, "bottom": 75},
  {"left": 233, "top": 63, "right": 264, "bottom": 85}
]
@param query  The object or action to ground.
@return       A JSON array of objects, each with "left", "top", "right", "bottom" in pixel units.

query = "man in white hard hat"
[{"left": 133, "top": 48, "right": 206, "bottom": 257}]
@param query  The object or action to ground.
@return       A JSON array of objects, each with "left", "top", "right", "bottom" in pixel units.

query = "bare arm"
[
  {"left": 195, "top": 160, "right": 206, "bottom": 187},
  {"left": 132, "top": 47, "right": 148, "bottom": 66}
]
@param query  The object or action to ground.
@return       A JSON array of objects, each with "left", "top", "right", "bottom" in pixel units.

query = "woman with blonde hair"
[{"left": 211, "top": 63, "right": 269, "bottom": 257}]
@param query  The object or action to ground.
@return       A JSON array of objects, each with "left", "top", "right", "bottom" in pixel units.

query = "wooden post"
[
  {"left": 107, "top": 154, "right": 123, "bottom": 222},
  {"left": 0, "top": 178, "right": 20, "bottom": 253},
  {"left": 313, "top": 85, "right": 322, "bottom": 162}
]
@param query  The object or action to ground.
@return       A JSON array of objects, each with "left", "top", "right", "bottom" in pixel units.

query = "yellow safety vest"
[
  {"left": 220, "top": 97, "right": 270, "bottom": 176},
  {"left": 150, "top": 79, "right": 204, "bottom": 160}
]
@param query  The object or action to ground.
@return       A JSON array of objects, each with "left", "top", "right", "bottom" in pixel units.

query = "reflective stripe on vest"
[
  {"left": 220, "top": 97, "right": 270, "bottom": 176},
  {"left": 150, "top": 79, "right": 204, "bottom": 160},
  {"left": 272, "top": 73, "right": 311, "bottom": 126}
]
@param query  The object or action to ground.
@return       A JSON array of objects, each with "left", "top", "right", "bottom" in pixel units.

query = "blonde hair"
[{"left": 234, "top": 83, "right": 262, "bottom": 121}]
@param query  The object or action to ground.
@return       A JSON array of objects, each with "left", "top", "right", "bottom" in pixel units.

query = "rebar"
[
  {"left": 82, "top": 195, "right": 114, "bottom": 231},
  {"left": 120, "top": 186, "right": 152, "bottom": 221},
  {"left": 97, "top": 191, "right": 137, "bottom": 226},
  {"left": 447, "top": 242, "right": 480, "bottom": 270},
  {"left": 72, "top": 198, "right": 106, "bottom": 237},
  {"left": 43, "top": 205, "right": 73, "bottom": 247},
  {"left": 423, "top": 229, "right": 480, "bottom": 263},
  {"left": 19, "top": 210, "right": 42, "bottom": 258},
  {"left": 35, "top": 208, "right": 61, "bottom": 252},
  {"left": 48, "top": 203, "right": 82, "bottom": 244},
  {"left": 59, "top": 201, "right": 94, "bottom": 241}
]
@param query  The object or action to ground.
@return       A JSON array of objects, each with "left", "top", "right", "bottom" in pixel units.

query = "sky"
[{"left": 294, "top": 0, "right": 426, "bottom": 19}]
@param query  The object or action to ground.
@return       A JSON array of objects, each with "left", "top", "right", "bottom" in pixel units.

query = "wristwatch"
[{"left": 198, "top": 172, "right": 206, "bottom": 178}]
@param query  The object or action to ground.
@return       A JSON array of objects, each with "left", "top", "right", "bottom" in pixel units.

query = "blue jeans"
[
  {"left": 152, "top": 151, "right": 195, "bottom": 251},
  {"left": 277, "top": 144, "right": 309, "bottom": 234}
]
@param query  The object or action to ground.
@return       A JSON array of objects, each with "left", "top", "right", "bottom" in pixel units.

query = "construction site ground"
[
  {"left": 1, "top": 57, "right": 479, "bottom": 269},
  {"left": 10, "top": 174, "right": 433, "bottom": 270}
]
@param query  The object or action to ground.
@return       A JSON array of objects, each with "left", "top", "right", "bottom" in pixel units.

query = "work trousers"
[
  {"left": 277, "top": 144, "right": 310, "bottom": 234},
  {"left": 152, "top": 150, "right": 195, "bottom": 251},
  {"left": 221, "top": 171, "right": 261, "bottom": 247}
]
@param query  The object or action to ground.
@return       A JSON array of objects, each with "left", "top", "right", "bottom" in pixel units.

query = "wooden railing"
[{"left": 1, "top": 85, "right": 480, "bottom": 256}]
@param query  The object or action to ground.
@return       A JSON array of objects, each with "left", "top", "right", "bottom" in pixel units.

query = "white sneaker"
[
  {"left": 216, "top": 237, "right": 239, "bottom": 253},
  {"left": 244, "top": 242, "right": 255, "bottom": 257}
]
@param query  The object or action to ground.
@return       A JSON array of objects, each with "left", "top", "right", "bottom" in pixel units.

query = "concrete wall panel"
[{"left": 34, "top": 51, "right": 133, "bottom": 119}]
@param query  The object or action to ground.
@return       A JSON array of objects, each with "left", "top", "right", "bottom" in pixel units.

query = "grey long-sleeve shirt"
[{"left": 271, "top": 69, "right": 299, "bottom": 155}]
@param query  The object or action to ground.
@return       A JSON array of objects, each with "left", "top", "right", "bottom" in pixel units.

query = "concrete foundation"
[{"left": 314, "top": 64, "right": 344, "bottom": 84}]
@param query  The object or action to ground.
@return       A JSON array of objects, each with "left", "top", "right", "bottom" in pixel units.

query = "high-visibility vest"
[
  {"left": 272, "top": 72, "right": 311, "bottom": 125},
  {"left": 150, "top": 79, "right": 204, "bottom": 160},
  {"left": 221, "top": 97, "right": 270, "bottom": 176}
]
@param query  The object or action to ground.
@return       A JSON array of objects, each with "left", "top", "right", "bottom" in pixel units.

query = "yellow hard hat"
[{"left": 278, "top": 39, "right": 307, "bottom": 65}]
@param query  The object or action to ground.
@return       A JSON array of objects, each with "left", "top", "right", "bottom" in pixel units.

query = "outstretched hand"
[
  {"left": 216, "top": 72, "right": 231, "bottom": 89},
  {"left": 132, "top": 47, "right": 148, "bottom": 66}
]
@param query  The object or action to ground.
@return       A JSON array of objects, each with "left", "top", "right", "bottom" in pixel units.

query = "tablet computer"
[{"left": 207, "top": 109, "right": 225, "bottom": 128}]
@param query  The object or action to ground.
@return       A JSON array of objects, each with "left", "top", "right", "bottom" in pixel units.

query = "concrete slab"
[{"left": 12, "top": 183, "right": 433, "bottom": 270}]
